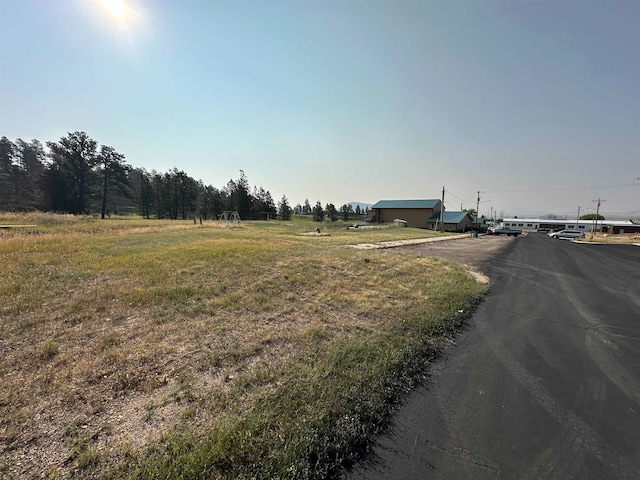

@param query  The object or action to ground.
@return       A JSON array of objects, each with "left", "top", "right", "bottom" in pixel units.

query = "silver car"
[{"left": 548, "top": 229, "right": 586, "bottom": 239}]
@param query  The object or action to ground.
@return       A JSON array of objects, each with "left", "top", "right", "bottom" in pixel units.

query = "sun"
[
  {"left": 101, "top": 0, "right": 127, "bottom": 20},
  {"left": 98, "top": 0, "right": 139, "bottom": 30}
]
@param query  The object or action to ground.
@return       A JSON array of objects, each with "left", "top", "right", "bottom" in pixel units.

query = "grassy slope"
[{"left": 0, "top": 213, "right": 486, "bottom": 479}]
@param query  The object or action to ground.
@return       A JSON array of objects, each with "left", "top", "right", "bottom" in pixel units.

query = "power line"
[
  {"left": 445, "top": 189, "right": 471, "bottom": 203},
  {"left": 485, "top": 182, "right": 640, "bottom": 195}
]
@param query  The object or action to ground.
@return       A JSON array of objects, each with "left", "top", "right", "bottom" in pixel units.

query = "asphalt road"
[{"left": 345, "top": 233, "right": 640, "bottom": 479}]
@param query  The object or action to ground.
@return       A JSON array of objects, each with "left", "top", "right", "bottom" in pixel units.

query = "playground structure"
[{"left": 218, "top": 211, "right": 241, "bottom": 224}]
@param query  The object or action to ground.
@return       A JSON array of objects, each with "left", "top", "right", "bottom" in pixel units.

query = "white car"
[{"left": 548, "top": 229, "right": 586, "bottom": 239}]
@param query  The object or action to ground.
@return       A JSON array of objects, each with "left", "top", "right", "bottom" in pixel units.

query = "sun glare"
[
  {"left": 102, "top": 0, "right": 128, "bottom": 20},
  {"left": 93, "top": 0, "right": 149, "bottom": 44}
]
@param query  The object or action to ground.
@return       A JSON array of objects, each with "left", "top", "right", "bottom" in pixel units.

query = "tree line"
[
  {"left": 291, "top": 199, "right": 370, "bottom": 222},
  {"left": 0, "top": 132, "right": 275, "bottom": 220},
  {"left": 0, "top": 132, "right": 369, "bottom": 222}
]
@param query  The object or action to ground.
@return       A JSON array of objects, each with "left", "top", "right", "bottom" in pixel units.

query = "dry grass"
[
  {"left": 0, "top": 215, "right": 486, "bottom": 479},
  {"left": 580, "top": 232, "right": 640, "bottom": 244}
]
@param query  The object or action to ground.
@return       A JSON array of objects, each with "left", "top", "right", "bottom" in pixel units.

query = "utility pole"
[
  {"left": 576, "top": 206, "right": 580, "bottom": 229},
  {"left": 440, "top": 186, "right": 445, "bottom": 232},
  {"left": 476, "top": 191, "right": 480, "bottom": 230},
  {"left": 591, "top": 198, "right": 606, "bottom": 238}
]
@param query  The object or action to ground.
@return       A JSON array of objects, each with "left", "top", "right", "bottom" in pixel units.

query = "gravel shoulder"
[{"left": 390, "top": 234, "right": 518, "bottom": 274}]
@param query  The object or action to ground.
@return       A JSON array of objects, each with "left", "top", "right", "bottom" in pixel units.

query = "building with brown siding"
[{"left": 370, "top": 199, "right": 442, "bottom": 228}]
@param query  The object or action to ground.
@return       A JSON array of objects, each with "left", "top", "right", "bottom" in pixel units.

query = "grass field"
[
  {"left": 0, "top": 213, "right": 487, "bottom": 479},
  {"left": 581, "top": 232, "right": 640, "bottom": 244}
]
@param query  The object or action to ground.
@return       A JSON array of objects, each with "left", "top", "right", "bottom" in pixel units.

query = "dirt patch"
[{"left": 392, "top": 234, "right": 517, "bottom": 274}]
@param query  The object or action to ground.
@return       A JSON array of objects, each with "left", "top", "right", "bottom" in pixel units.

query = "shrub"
[{"left": 42, "top": 340, "right": 59, "bottom": 359}]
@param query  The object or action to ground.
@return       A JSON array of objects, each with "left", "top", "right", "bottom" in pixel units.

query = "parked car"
[
  {"left": 548, "top": 229, "right": 585, "bottom": 239},
  {"left": 488, "top": 226, "right": 522, "bottom": 236}
]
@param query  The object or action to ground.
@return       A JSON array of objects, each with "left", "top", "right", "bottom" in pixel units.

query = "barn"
[{"left": 370, "top": 199, "right": 442, "bottom": 229}]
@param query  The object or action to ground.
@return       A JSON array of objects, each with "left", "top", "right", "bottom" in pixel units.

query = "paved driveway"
[{"left": 345, "top": 233, "right": 640, "bottom": 479}]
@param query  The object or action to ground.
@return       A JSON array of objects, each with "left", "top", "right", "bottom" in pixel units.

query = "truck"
[{"left": 488, "top": 226, "right": 522, "bottom": 237}]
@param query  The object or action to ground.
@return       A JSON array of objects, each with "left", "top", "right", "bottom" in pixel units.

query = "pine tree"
[
  {"left": 98, "top": 145, "right": 131, "bottom": 219},
  {"left": 278, "top": 195, "right": 292, "bottom": 220},
  {"left": 325, "top": 203, "right": 338, "bottom": 222},
  {"left": 312, "top": 201, "right": 324, "bottom": 222},
  {"left": 340, "top": 204, "right": 350, "bottom": 221},
  {"left": 303, "top": 199, "right": 312, "bottom": 215},
  {"left": 47, "top": 132, "right": 98, "bottom": 214}
]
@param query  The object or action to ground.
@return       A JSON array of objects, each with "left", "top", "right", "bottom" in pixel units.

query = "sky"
[{"left": 1, "top": 0, "right": 639, "bottom": 218}]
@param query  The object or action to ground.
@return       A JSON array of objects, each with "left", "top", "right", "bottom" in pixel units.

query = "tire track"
[{"left": 476, "top": 297, "right": 640, "bottom": 478}]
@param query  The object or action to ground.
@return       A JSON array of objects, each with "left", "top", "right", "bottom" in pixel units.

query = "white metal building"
[{"left": 502, "top": 217, "right": 638, "bottom": 234}]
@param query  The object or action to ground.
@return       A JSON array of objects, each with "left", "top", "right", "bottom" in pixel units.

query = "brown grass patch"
[{"left": 0, "top": 216, "right": 485, "bottom": 479}]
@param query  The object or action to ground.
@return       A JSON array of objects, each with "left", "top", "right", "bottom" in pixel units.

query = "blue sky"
[{"left": 1, "top": 0, "right": 639, "bottom": 217}]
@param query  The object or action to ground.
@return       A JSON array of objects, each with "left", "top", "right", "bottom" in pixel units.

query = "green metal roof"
[
  {"left": 426, "top": 211, "right": 472, "bottom": 224},
  {"left": 371, "top": 199, "right": 440, "bottom": 209}
]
